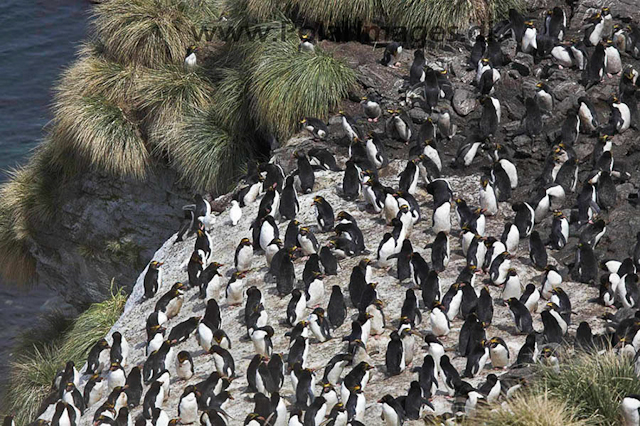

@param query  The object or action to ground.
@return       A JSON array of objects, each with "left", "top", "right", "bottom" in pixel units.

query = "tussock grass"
[
  {"left": 93, "top": 0, "right": 220, "bottom": 68},
  {"left": 388, "top": 0, "right": 518, "bottom": 40},
  {"left": 51, "top": 94, "right": 149, "bottom": 180},
  {"left": 536, "top": 351, "right": 640, "bottom": 425},
  {"left": 288, "top": 0, "right": 383, "bottom": 29},
  {"left": 158, "top": 105, "right": 250, "bottom": 193},
  {"left": 0, "top": 201, "right": 35, "bottom": 284},
  {"left": 469, "top": 391, "right": 588, "bottom": 426},
  {"left": 135, "top": 64, "right": 214, "bottom": 143},
  {"left": 0, "top": 142, "right": 64, "bottom": 285},
  {"left": 212, "top": 67, "right": 253, "bottom": 132},
  {"left": 245, "top": 0, "right": 288, "bottom": 23},
  {"left": 56, "top": 53, "right": 138, "bottom": 105},
  {"left": 245, "top": 30, "right": 357, "bottom": 139},
  {"left": 2, "top": 285, "right": 127, "bottom": 425}
]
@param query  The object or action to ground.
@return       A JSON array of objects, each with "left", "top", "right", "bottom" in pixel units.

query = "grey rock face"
[{"left": 29, "top": 166, "right": 191, "bottom": 306}]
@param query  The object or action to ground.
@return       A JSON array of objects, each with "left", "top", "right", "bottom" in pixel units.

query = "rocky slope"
[{"left": 34, "top": 0, "right": 640, "bottom": 424}]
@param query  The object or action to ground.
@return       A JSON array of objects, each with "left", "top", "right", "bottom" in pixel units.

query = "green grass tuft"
[
  {"left": 387, "top": 0, "right": 519, "bottom": 40},
  {"left": 157, "top": 104, "right": 250, "bottom": 193},
  {"left": 287, "top": 0, "right": 383, "bottom": 29},
  {"left": 245, "top": 28, "right": 357, "bottom": 139},
  {"left": 51, "top": 93, "right": 150, "bottom": 180},
  {"left": 535, "top": 351, "right": 640, "bottom": 425},
  {"left": 93, "top": 0, "right": 220, "bottom": 68},
  {"left": 135, "top": 64, "right": 214, "bottom": 144},
  {"left": 1, "top": 285, "right": 127, "bottom": 424}
]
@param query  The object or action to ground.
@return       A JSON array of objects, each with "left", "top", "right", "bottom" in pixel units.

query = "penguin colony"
[{"left": 16, "top": 4, "right": 640, "bottom": 426}]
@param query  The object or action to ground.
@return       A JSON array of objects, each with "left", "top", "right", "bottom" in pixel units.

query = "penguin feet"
[{"left": 368, "top": 118, "right": 374, "bottom": 122}]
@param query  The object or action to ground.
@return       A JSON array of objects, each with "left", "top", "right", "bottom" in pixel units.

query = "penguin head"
[
  {"left": 232, "top": 271, "right": 246, "bottom": 280},
  {"left": 150, "top": 260, "right": 164, "bottom": 268},
  {"left": 587, "top": 12, "right": 601, "bottom": 23},
  {"left": 535, "top": 82, "right": 550, "bottom": 92},
  {"left": 191, "top": 251, "right": 203, "bottom": 264},
  {"left": 186, "top": 45, "right": 198, "bottom": 56},
  {"left": 525, "top": 20, "right": 535, "bottom": 28},
  {"left": 378, "top": 394, "right": 396, "bottom": 404},
  {"left": 545, "top": 301, "right": 559, "bottom": 311},
  {"left": 109, "top": 362, "right": 122, "bottom": 371},
  {"left": 601, "top": 6, "right": 610, "bottom": 16},
  {"left": 240, "top": 237, "right": 251, "bottom": 246},
  {"left": 480, "top": 176, "right": 490, "bottom": 188},
  {"left": 173, "top": 281, "right": 186, "bottom": 291},
  {"left": 540, "top": 347, "right": 554, "bottom": 358}
]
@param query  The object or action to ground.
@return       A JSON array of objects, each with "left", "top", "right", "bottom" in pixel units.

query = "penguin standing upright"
[
  {"left": 522, "top": 21, "right": 538, "bottom": 53},
  {"left": 584, "top": 11, "right": 604, "bottom": 46},
  {"left": 184, "top": 45, "right": 198, "bottom": 69},
  {"left": 513, "top": 202, "right": 535, "bottom": 237},
  {"left": 479, "top": 176, "right": 498, "bottom": 216},
  {"left": 235, "top": 238, "right": 253, "bottom": 272},
  {"left": 279, "top": 175, "right": 299, "bottom": 221},
  {"left": 385, "top": 331, "right": 405, "bottom": 376},
  {"left": 409, "top": 50, "right": 427, "bottom": 86},
  {"left": 469, "top": 35, "right": 486, "bottom": 68},
  {"left": 583, "top": 43, "right": 606, "bottom": 89},
  {"left": 388, "top": 109, "right": 413, "bottom": 144},
  {"left": 312, "top": 196, "right": 334, "bottom": 232},
  {"left": 178, "top": 386, "right": 200, "bottom": 424},
  {"left": 424, "top": 68, "right": 443, "bottom": 113},
  {"left": 229, "top": 199, "right": 242, "bottom": 226},
  {"left": 529, "top": 231, "right": 548, "bottom": 269},
  {"left": 343, "top": 160, "right": 361, "bottom": 202},
  {"left": 144, "top": 261, "right": 164, "bottom": 299},
  {"left": 604, "top": 40, "right": 622, "bottom": 75},
  {"left": 110, "top": 332, "right": 129, "bottom": 368},
  {"left": 507, "top": 298, "right": 534, "bottom": 334},
  {"left": 295, "top": 151, "right": 315, "bottom": 194},
  {"left": 326, "top": 285, "right": 347, "bottom": 329},
  {"left": 339, "top": 110, "right": 361, "bottom": 141}
]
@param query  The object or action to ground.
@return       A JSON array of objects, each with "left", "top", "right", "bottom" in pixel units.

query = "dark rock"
[
  {"left": 31, "top": 166, "right": 191, "bottom": 306},
  {"left": 552, "top": 81, "right": 586, "bottom": 102},
  {"left": 408, "top": 107, "right": 429, "bottom": 123},
  {"left": 452, "top": 88, "right": 477, "bottom": 116}
]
